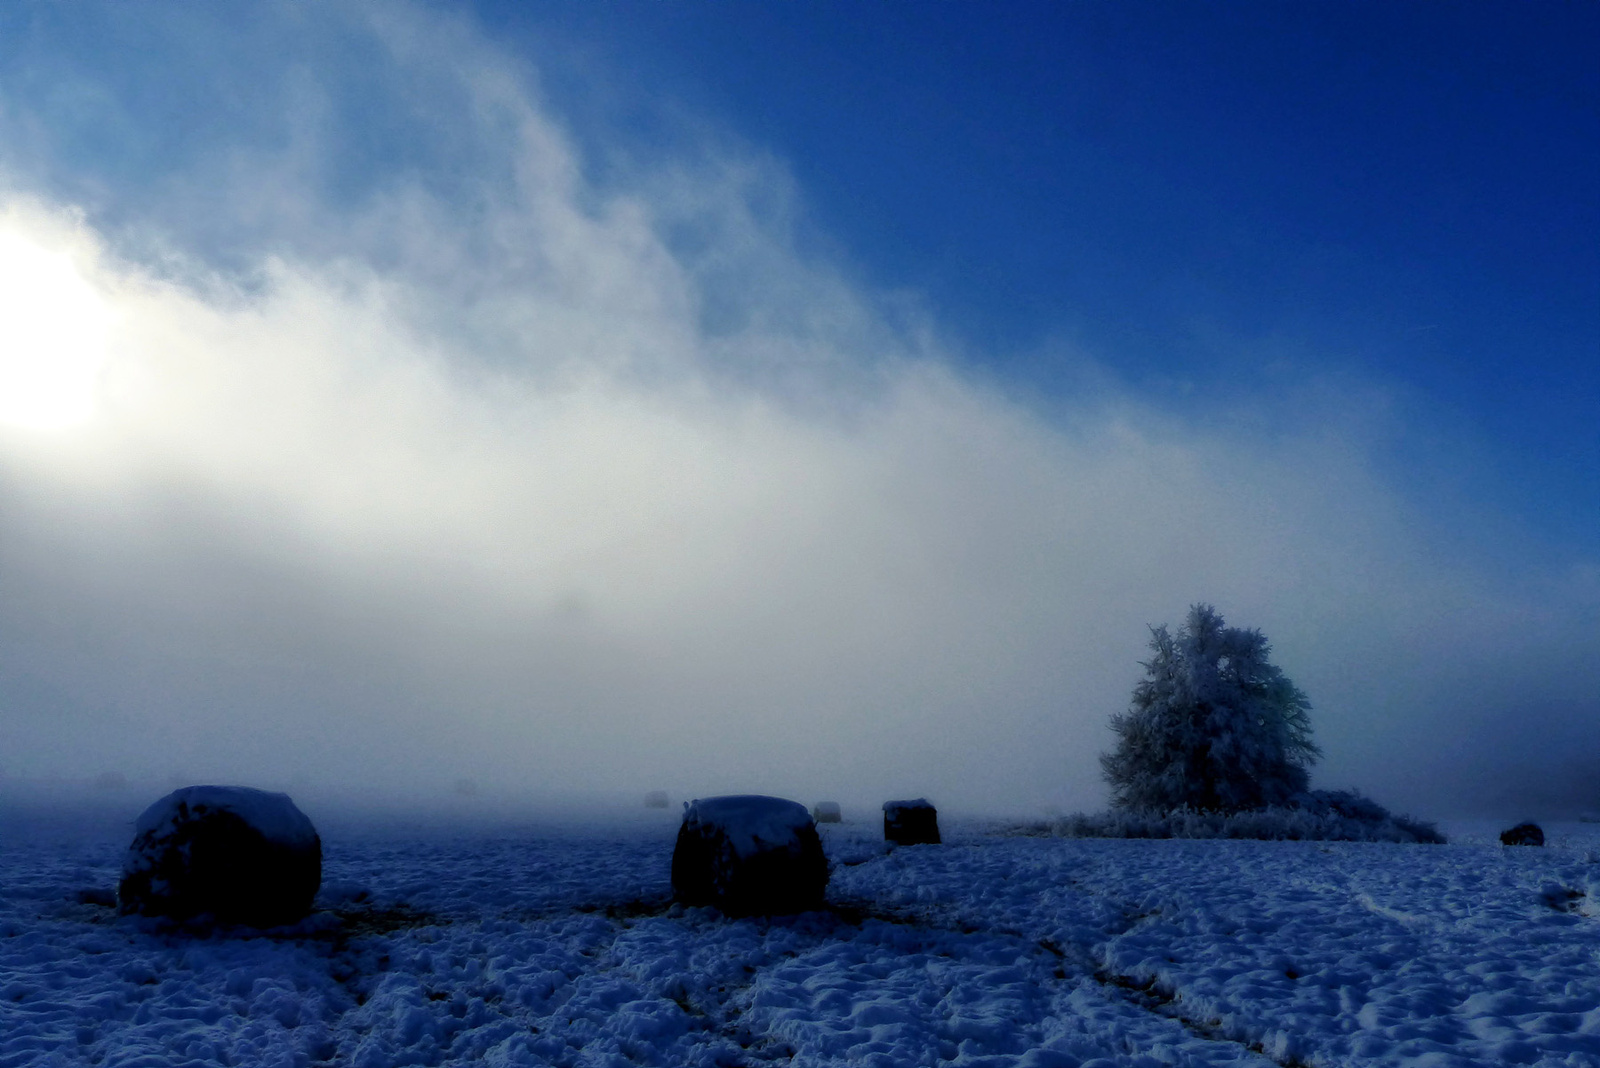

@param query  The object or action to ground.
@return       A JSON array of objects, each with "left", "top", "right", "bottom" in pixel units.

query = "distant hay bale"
[
  {"left": 1500, "top": 822, "right": 1544, "bottom": 846},
  {"left": 812, "top": 801, "right": 842, "bottom": 823},
  {"left": 118, "top": 785, "right": 322, "bottom": 927},
  {"left": 671, "top": 795, "right": 828, "bottom": 916},
  {"left": 644, "top": 790, "right": 669, "bottom": 809},
  {"left": 883, "top": 798, "right": 940, "bottom": 845}
]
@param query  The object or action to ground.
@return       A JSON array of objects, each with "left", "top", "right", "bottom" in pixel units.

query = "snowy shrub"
[
  {"left": 883, "top": 798, "right": 940, "bottom": 845},
  {"left": 1055, "top": 790, "right": 1445, "bottom": 844},
  {"left": 671, "top": 795, "right": 829, "bottom": 916},
  {"left": 1101, "top": 604, "right": 1320, "bottom": 813},
  {"left": 1301, "top": 788, "right": 1389, "bottom": 823},
  {"left": 118, "top": 785, "right": 323, "bottom": 926}
]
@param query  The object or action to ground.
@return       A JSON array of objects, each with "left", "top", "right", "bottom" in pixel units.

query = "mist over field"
[{"left": 0, "top": 3, "right": 1596, "bottom": 821}]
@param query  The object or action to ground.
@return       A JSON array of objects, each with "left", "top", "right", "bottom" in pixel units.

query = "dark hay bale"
[
  {"left": 644, "top": 790, "right": 670, "bottom": 809},
  {"left": 883, "top": 798, "right": 940, "bottom": 845},
  {"left": 118, "top": 786, "right": 322, "bottom": 926},
  {"left": 1500, "top": 822, "right": 1544, "bottom": 847},
  {"left": 671, "top": 795, "right": 828, "bottom": 916},
  {"left": 812, "top": 801, "right": 842, "bottom": 823}
]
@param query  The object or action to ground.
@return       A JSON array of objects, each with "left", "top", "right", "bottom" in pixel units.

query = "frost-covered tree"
[{"left": 1101, "top": 604, "right": 1319, "bottom": 813}]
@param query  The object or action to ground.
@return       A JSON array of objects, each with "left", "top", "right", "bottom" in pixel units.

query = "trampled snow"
[{"left": 2, "top": 806, "right": 1597, "bottom": 1067}]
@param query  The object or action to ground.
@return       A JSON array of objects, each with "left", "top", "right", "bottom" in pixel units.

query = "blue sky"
[
  {"left": 0, "top": 2, "right": 1595, "bottom": 815},
  {"left": 495, "top": 0, "right": 1599, "bottom": 545}
]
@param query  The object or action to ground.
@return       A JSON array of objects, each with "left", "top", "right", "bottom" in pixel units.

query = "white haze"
[{"left": 0, "top": 4, "right": 1595, "bottom": 820}]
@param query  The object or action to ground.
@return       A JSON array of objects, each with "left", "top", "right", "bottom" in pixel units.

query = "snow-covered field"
[{"left": 3, "top": 804, "right": 1598, "bottom": 1067}]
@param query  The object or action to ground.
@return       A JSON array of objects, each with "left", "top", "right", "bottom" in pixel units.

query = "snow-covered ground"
[{"left": 2, "top": 805, "right": 1598, "bottom": 1067}]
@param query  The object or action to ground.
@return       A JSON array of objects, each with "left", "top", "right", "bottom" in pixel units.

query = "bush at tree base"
[{"left": 1054, "top": 790, "right": 1445, "bottom": 843}]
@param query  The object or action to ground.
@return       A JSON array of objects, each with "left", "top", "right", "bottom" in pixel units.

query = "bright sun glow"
[{"left": 0, "top": 227, "right": 113, "bottom": 430}]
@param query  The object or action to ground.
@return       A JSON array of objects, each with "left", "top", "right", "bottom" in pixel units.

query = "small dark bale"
[
  {"left": 884, "top": 798, "right": 940, "bottom": 845},
  {"left": 812, "top": 801, "right": 842, "bottom": 823},
  {"left": 118, "top": 785, "right": 322, "bottom": 927},
  {"left": 644, "top": 790, "right": 670, "bottom": 809},
  {"left": 671, "top": 795, "right": 829, "bottom": 916},
  {"left": 1500, "top": 822, "right": 1544, "bottom": 847}
]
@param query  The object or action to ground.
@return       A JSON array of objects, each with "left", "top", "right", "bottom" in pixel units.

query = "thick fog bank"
[{"left": 0, "top": 4, "right": 1595, "bottom": 820}]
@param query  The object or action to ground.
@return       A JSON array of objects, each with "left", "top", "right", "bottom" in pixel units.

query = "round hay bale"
[
  {"left": 671, "top": 795, "right": 828, "bottom": 915},
  {"left": 1500, "top": 821, "right": 1544, "bottom": 846},
  {"left": 883, "top": 798, "right": 940, "bottom": 845},
  {"left": 812, "top": 801, "right": 842, "bottom": 823},
  {"left": 118, "top": 785, "right": 322, "bottom": 926}
]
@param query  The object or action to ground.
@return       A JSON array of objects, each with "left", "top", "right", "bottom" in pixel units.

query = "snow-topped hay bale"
[
  {"left": 883, "top": 798, "right": 940, "bottom": 845},
  {"left": 1501, "top": 822, "right": 1544, "bottom": 846},
  {"left": 118, "top": 785, "right": 322, "bottom": 926},
  {"left": 812, "top": 801, "right": 842, "bottom": 823},
  {"left": 671, "top": 795, "right": 828, "bottom": 916}
]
